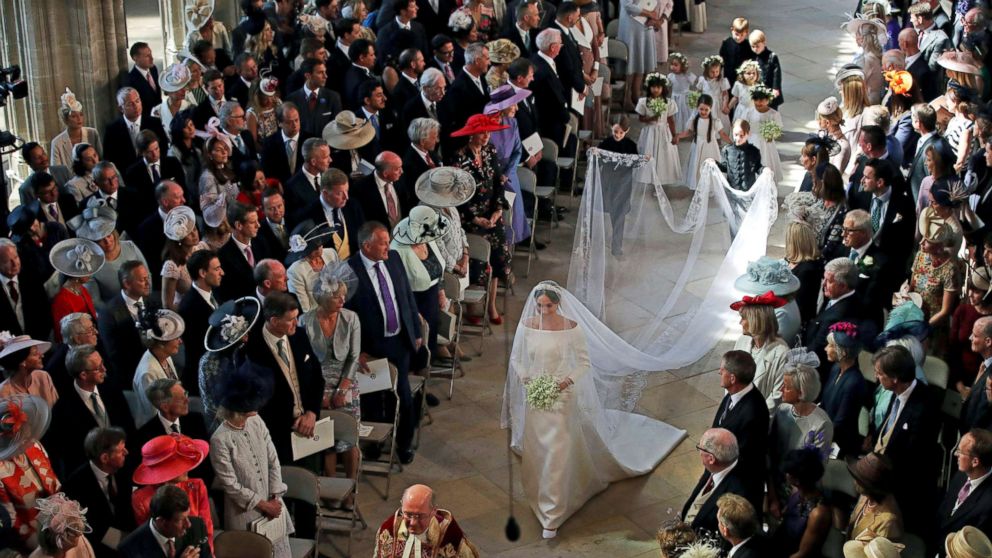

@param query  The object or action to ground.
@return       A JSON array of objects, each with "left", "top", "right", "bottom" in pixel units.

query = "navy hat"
[
  {"left": 948, "top": 80, "right": 974, "bottom": 102},
  {"left": 6, "top": 202, "right": 39, "bottom": 240},
  {"left": 213, "top": 359, "right": 274, "bottom": 413}
]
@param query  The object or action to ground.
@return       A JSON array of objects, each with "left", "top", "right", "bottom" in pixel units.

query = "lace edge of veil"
[{"left": 589, "top": 147, "right": 650, "bottom": 169}]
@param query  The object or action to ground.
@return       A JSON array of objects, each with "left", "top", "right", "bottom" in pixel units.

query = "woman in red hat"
[
  {"left": 450, "top": 114, "right": 512, "bottom": 325},
  {"left": 130, "top": 433, "right": 214, "bottom": 551}
]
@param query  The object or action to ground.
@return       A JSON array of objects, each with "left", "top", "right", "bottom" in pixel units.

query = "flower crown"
[
  {"left": 736, "top": 60, "right": 761, "bottom": 77},
  {"left": 750, "top": 84, "right": 775, "bottom": 100},
  {"left": 645, "top": 72, "right": 669, "bottom": 88},
  {"left": 668, "top": 52, "right": 688, "bottom": 68},
  {"left": 701, "top": 54, "right": 724, "bottom": 71},
  {"left": 828, "top": 321, "right": 859, "bottom": 338}
]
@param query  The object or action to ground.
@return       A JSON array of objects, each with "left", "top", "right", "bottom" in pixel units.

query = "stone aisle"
[{"left": 122, "top": 0, "right": 856, "bottom": 554}]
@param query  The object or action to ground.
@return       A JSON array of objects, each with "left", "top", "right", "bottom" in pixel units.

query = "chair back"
[
  {"left": 605, "top": 18, "right": 619, "bottom": 38},
  {"left": 281, "top": 465, "right": 320, "bottom": 506},
  {"left": 214, "top": 530, "right": 273, "bottom": 558},
  {"left": 922, "top": 356, "right": 949, "bottom": 389},
  {"left": 437, "top": 310, "right": 456, "bottom": 341},
  {"left": 540, "top": 138, "right": 559, "bottom": 163},
  {"left": 822, "top": 458, "right": 857, "bottom": 499},
  {"left": 858, "top": 351, "right": 875, "bottom": 383},
  {"left": 442, "top": 271, "right": 464, "bottom": 301},
  {"left": 517, "top": 167, "right": 537, "bottom": 195},
  {"left": 325, "top": 409, "right": 359, "bottom": 447},
  {"left": 467, "top": 234, "right": 491, "bottom": 262}
]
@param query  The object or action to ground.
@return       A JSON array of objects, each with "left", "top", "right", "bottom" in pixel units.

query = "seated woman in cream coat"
[
  {"left": 731, "top": 291, "right": 791, "bottom": 411},
  {"left": 286, "top": 221, "right": 339, "bottom": 313}
]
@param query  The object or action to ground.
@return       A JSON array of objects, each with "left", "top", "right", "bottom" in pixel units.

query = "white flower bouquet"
[
  {"left": 758, "top": 120, "right": 783, "bottom": 142},
  {"left": 686, "top": 90, "right": 702, "bottom": 109},
  {"left": 647, "top": 97, "right": 668, "bottom": 117},
  {"left": 525, "top": 374, "right": 562, "bottom": 411}
]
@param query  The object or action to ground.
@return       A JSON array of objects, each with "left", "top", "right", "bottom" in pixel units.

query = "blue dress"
[
  {"left": 820, "top": 363, "right": 867, "bottom": 457},
  {"left": 489, "top": 116, "right": 531, "bottom": 244}
]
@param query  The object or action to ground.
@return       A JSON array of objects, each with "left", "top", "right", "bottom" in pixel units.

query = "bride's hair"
[{"left": 533, "top": 286, "right": 562, "bottom": 304}]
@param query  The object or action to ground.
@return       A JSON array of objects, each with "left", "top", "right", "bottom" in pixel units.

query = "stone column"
[
  {"left": 0, "top": 0, "right": 129, "bottom": 152},
  {"left": 160, "top": 0, "right": 188, "bottom": 62}
]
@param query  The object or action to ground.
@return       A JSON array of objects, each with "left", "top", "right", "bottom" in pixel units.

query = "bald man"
[
  {"left": 373, "top": 484, "right": 480, "bottom": 557},
  {"left": 352, "top": 151, "right": 413, "bottom": 230},
  {"left": 899, "top": 27, "right": 939, "bottom": 101}
]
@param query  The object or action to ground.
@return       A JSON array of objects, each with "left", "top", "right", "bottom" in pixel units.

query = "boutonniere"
[
  {"left": 856, "top": 255, "right": 876, "bottom": 275},
  {"left": 892, "top": 213, "right": 903, "bottom": 223}
]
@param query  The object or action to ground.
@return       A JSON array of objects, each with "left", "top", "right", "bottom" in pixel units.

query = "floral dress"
[
  {"left": 454, "top": 144, "right": 511, "bottom": 285},
  {"left": 0, "top": 442, "right": 60, "bottom": 550},
  {"left": 248, "top": 105, "right": 280, "bottom": 144},
  {"left": 911, "top": 251, "right": 964, "bottom": 352}
]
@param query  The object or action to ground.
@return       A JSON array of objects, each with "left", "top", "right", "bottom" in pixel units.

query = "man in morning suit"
[
  {"left": 177, "top": 250, "right": 224, "bottom": 396},
  {"left": 124, "top": 130, "right": 186, "bottom": 218},
  {"left": 400, "top": 68, "right": 445, "bottom": 144},
  {"left": 346, "top": 222, "right": 423, "bottom": 463},
  {"left": 284, "top": 138, "right": 333, "bottom": 225},
  {"left": 136, "top": 378, "right": 212, "bottom": 486},
  {"left": 192, "top": 70, "right": 227, "bottom": 130},
  {"left": 225, "top": 52, "right": 258, "bottom": 109},
  {"left": 934, "top": 428, "right": 992, "bottom": 554},
  {"left": 32, "top": 171, "right": 79, "bottom": 228},
  {"left": 869, "top": 345, "right": 941, "bottom": 534},
  {"left": 849, "top": 158, "right": 915, "bottom": 278},
  {"left": 216, "top": 201, "right": 270, "bottom": 302},
  {"left": 286, "top": 59, "right": 344, "bottom": 139},
  {"left": 328, "top": 18, "right": 361, "bottom": 93},
  {"left": 17, "top": 142, "right": 72, "bottom": 207},
  {"left": 377, "top": 0, "right": 430, "bottom": 65},
  {"left": 546, "top": 2, "right": 586, "bottom": 99},
  {"left": 414, "top": 0, "right": 456, "bottom": 41},
  {"left": 125, "top": 42, "right": 161, "bottom": 118},
  {"left": 711, "top": 351, "right": 769, "bottom": 482},
  {"left": 98, "top": 261, "right": 151, "bottom": 387},
  {"left": 134, "top": 181, "right": 186, "bottom": 292},
  {"left": 259, "top": 103, "right": 313, "bottom": 184},
  {"left": 802, "top": 258, "right": 864, "bottom": 374},
  {"left": 63, "top": 427, "right": 136, "bottom": 558},
  {"left": 84, "top": 162, "right": 139, "bottom": 234},
  {"left": 908, "top": 104, "right": 940, "bottom": 201},
  {"left": 717, "top": 493, "right": 767, "bottom": 557},
  {"left": 119, "top": 484, "right": 211, "bottom": 558},
  {"left": 255, "top": 189, "right": 290, "bottom": 262},
  {"left": 245, "top": 292, "right": 325, "bottom": 464},
  {"left": 961, "top": 317, "right": 992, "bottom": 435},
  {"left": 437, "top": 42, "right": 490, "bottom": 155},
  {"left": 681, "top": 428, "right": 762, "bottom": 534},
  {"left": 900, "top": 28, "right": 941, "bottom": 102},
  {"left": 401, "top": 119, "right": 441, "bottom": 202},
  {"left": 295, "top": 168, "right": 365, "bottom": 260},
  {"left": 389, "top": 49, "right": 425, "bottom": 125},
  {"left": 910, "top": 2, "right": 953, "bottom": 73},
  {"left": 0, "top": 239, "right": 53, "bottom": 341},
  {"left": 218, "top": 101, "right": 258, "bottom": 170},
  {"left": 530, "top": 29, "right": 570, "bottom": 148},
  {"left": 103, "top": 87, "right": 169, "bottom": 177},
  {"left": 342, "top": 39, "right": 379, "bottom": 111},
  {"left": 352, "top": 151, "right": 411, "bottom": 231},
  {"left": 501, "top": 0, "right": 541, "bottom": 56},
  {"left": 45, "top": 346, "right": 136, "bottom": 479},
  {"left": 840, "top": 210, "right": 893, "bottom": 328}
]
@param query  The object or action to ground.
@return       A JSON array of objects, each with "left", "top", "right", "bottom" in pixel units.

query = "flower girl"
[
  {"left": 746, "top": 85, "right": 783, "bottom": 182},
  {"left": 636, "top": 73, "right": 682, "bottom": 185},
  {"left": 696, "top": 55, "right": 732, "bottom": 133},
  {"left": 729, "top": 59, "right": 761, "bottom": 123},
  {"left": 667, "top": 52, "right": 698, "bottom": 134},
  {"left": 681, "top": 94, "right": 731, "bottom": 189}
]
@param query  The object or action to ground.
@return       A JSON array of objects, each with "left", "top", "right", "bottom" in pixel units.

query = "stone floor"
[{"left": 117, "top": 0, "right": 856, "bottom": 554}]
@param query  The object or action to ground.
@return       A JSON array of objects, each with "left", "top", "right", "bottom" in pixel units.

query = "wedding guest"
[
  {"left": 161, "top": 206, "right": 207, "bottom": 310},
  {"left": 784, "top": 221, "right": 825, "bottom": 324},
  {"left": 50, "top": 88, "right": 103, "bottom": 169},
  {"left": 718, "top": 18, "right": 756, "bottom": 84},
  {"left": 64, "top": 143, "right": 100, "bottom": 205},
  {"left": 0, "top": 335, "right": 56, "bottom": 408},
  {"left": 49, "top": 239, "right": 104, "bottom": 343},
  {"left": 167, "top": 111, "right": 204, "bottom": 204},
  {"left": 910, "top": 220, "right": 964, "bottom": 352},
  {"left": 717, "top": 493, "right": 767, "bottom": 557},
  {"left": 286, "top": 221, "right": 340, "bottom": 313},
  {"left": 731, "top": 291, "right": 789, "bottom": 410},
  {"left": 950, "top": 267, "right": 992, "bottom": 395},
  {"left": 734, "top": 257, "right": 802, "bottom": 348},
  {"left": 712, "top": 351, "right": 768, "bottom": 482},
  {"left": 681, "top": 428, "right": 762, "bottom": 534},
  {"left": 655, "top": 521, "right": 698, "bottom": 558},
  {"left": 934, "top": 428, "right": 992, "bottom": 546},
  {"left": 132, "top": 308, "right": 185, "bottom": 427},
  {"left": 71, "top": 205, "right": 148, "bottom": 313},
  {"left": 769, "top": 449, "right": 830, "bottom": 556},
  {"left": 816, "top": 97, "right": 852, "bottom": 175},
  {"left": 802, "top": 258, "right": 864, "bottom": 371},
  {"left": 821, "top": 322, "right": 868, "bottom": 457},
  {"left": 117, "top": 484, "right": 211, "bottom": 558},
  {"left": 843, "top": 452, "right": 903, "bottom": 542}
]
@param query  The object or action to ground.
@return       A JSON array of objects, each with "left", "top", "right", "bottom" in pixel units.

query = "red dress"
[
  {"left": 0, "top": 442, "right": 61, "bottom": 548},
  {"left": 131, "top": 478, "right": 214, "bottom": 552},
  {"left": 50, "top": 287, "right": 97, "bottom": 343}
]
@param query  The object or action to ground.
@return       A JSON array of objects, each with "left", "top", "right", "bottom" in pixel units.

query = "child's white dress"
[
  {"left": 684, "top": 115, "right": 724, "bottom": 189},
  {"left": 635, "top": 96, "right": 682, "bottom": 185},
  {"left": 668, "top": 71, "right": 699, "bottom": 134},
  {"left": 749, "top": 108, "right": 783, "bottom": 183},
  {"left": 731, "top": 81, "right": 756, "bottom": 124},
  {"left": 696, "top": 75, "right": 732, "bottom": 133}
]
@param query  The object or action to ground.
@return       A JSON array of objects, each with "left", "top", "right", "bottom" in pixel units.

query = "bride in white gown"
[{"left": 503, "top": 281, "right": 687, "bottom": 539}]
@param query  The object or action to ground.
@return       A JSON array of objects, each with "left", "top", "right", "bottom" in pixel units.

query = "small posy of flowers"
[
  {"left": 828, "top": 321, "right": 859, "bottom": 338},
  {"left": 647, "top": 97, "right": 669, "bottom": 117},
  {"left": 758, "top": 120, "right": 783, "bottom": 142},
  {"left": 686, "top": 90, "right": 702, "bottom": 109},
  {"left": 525, "top": 374, "right": 562, "bottom": 411}
]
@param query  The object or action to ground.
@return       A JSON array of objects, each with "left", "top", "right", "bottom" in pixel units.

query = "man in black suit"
[
  {"left": 286, "top": 60, "right": 344, "bottom": 137},
  {"left": 711, "top": 351, "right": 769, "bottom": 482},
  {"left": 899, "top": 28, "right": 941, "bottom": 102},
  {"left": 124, "top": 130, "right": 186, "bottom": 217},
  {"left": 253, "top": 259, "right": 290, "bottom": 304},
  {"left": 358, "top": 81, "right": 402, "bottom": 158},
  {"left": 934, "top": 428, "right": 992, "bottom": 554},
  {"left": 192, "top": 70, "right": 227, "bottom": 129},
  {"left": 869, "top": 345, "right": 941, "bottom": 534},
  {"left": 853, "top": 158, "right": 916, "bottom": 274},
  {"left": 803, "top": 258, "right": 865, "bottom": 373},
  {"left": 545, "top": 2, "right": 586, "bottom": 99},
  {"left": 502, "top": 0, "right": 556, "bottom": 37},
  {"left": 400, "top": 68, "right": 445, "bottom": 143},
  {"left": 345, "top": 222, "right": 423, "bottom": 463},
  {"left": 218, "top": 101, "right": 258, "bottom": 170},
  {"left": 284, "top": 138, "right": 333, "bottom": 223},
  {"left": 103, "top": 87, "right": 169, "bottom": 176},
  {"left": 401, "top": 122, "right": 441, "bottom": 201},
  {"left": 501, "top": 0, "right": 540, "bottom": 56},
  {"left": 225, "top": 52, "right": 258, "bottom": 109},
  {"left": 352, "top": 151, "right": 411, "bottom": 230},
  {"left": 428, "top": 35, "right": 458, "bottom": 85},
  {"left": 216, "top": 201, "right": 270, "bottom": 302},
  {"left": 841, "top": 210, "right": 895, "bottom": 327},
  {"left": 297, "top": 168, "right": 365, "bottom": 259},
  {"left": 245, "top": 292, "right": 325, "bottom": 464},
  {"left": 177, "top": 250, "right": 224, "bottom": 396},
  {"left": 328, "top": 18, "right": 361, "bottom": 93},
  {"left": 681, "top": 428, "right": 763, "bottom": 534},
  {"left": 260, "top": 103, "right": 312, "bottom": 183},
  {"left": 47, "top": 313, "right": 102, "bottom": 396},
  {"left": 389, "top": 48, "right": 425, "bottom": 124},
  {"left": 17, "top": 142, "right": 72, "bottom": 207},
  {"left": 125, "top": 42, "right": 161, "bottom": 118},
  {"left": 133, "top": 181, "right": 187, "bottom": 291},
  {"left": 717, "top": 493, "right": 767, "bottom": 557},
  {"left": 846, "top": 126, "right": 894, "bottom": 204},
  {"left": 0, "top": 239, "right": 52, "bottom": 341},
  {"left": 256, "top": 189, "right": 290, "bottom": 262},
  {"left": 84, "top": 162, "right": 139, "bottom": 233},
  {"left": 909, "top": 105, "right": 941, "bottom": 201},
  {"left": 414, "top": 0, "right": 456, "bottom": 43},
  {"left": 342, "top": 40, "right": 379, "bottom": 110},
  {"left": 45, "top": 346, "right": 136, "bottom": 479},
  {"left": 438, "top": 42, "right": 490, "bottom": 154},
  {"left": 62, "top": 427, "right": 136, "bottom": 558},
  {"left": 119, "top": 484, "right": 211, "bottom": 558},
  {"left": 285, "top": 37, "right": 331, "bottom": 95},
  {"left": 376, "top": 0, "right": 430, "bottom": 66},
  {"left": 529, "top": 30, "right": 570, "bottom": 148},
  {"left": 99, "top": 261, "right": 151, "bottom": 387},
  {"left": 136, "top": 378, "right": 212, "bottom": 483},
  {"left": 29, "top": 172, "right": 79, "bottom": 232}
]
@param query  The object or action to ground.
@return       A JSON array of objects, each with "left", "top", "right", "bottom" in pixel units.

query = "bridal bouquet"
[
  {"left": 686, "top": 90, "right": 702, "bottom": 109},
  {"left": 758, "top": 120, "right": 783, "bottom": 142},
  {"left": 647, "top": 97, "right": 668, "bottom": 118},
  {"left": 525, "top": 374, "right": 562, "bottom": 411}
]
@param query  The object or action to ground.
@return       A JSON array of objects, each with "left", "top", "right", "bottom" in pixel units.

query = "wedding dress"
[{"left": 503, "top": 281, "right": 687, "bottom": 532}]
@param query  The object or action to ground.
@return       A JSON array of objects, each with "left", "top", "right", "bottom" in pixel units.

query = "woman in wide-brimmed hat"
[
  {"left": 843, "top": 536, "right": 905, "bottom": 558},
  {"left": 484, "top": 85, "right": 535, "bottom": 248},
  {"left": 0, "top": 394, "right": 59, "bottom": 554},
  {"left": 730, "top": 291, "right": 790, "bottom": 410},
  {"left": 161, "top": 205, "right": 209, "bottom": 310},
  {"left": 210, "top": 360, "right": 296, "bottom": 555},
  {"left": 153, "top": 63, "right": 193, "bottom": 140},
  {"left": 131, "top": 433, "right": 214, "bottom": 551},
  {"left": 946, "top": 525, "right": 992, "bottom": 558},
  {"left": 815, "top": 96, "right": 853, "bottom": 174},
  {"left": 0, "top": 333, "right": 56, "bottom": 408},
  {"left": 844, "top": 452, "right": 904, "bottom": 542},
  {"left": 49, "top": 239, "right": 105, "bottom": 343},
  {"left": 843, "top": 14, "right": 887, "bottom": 104},
  {"left": 734, "top": 256, "right": 803, "bottom": 344},
  {"left": 450, "top": 114, "right": 512, "bottom": 325},
  {"left": 49, "top": 87, "right": 103, "bottom": 170},
  {"left": 322, "top": 110, "right": 375, "bottom": 177},
  {"left": 132, "top": 308, "right": 186, "bottom": 426},
  {"left": 911, "top": 199, "right": 965, "bottom": 352},
  {"left": 199, "top": 296, "right": 260, "bottom": 427},
  {"left": 485, "top": 39, "right": 521, "bottom": 90}
]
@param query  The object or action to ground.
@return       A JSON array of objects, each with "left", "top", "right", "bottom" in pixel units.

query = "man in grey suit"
[
  {"left": 910, "top": 2, "right": 953, "bottom": 72},
  {"left": 286, "top": 60, "right": 343, "bottom": 137},
  {"left": 18, "top": 142, "right": 72, "bottom": 206},
  {"left": 907, "top": 103, "right": 939, "bottom": 202}
]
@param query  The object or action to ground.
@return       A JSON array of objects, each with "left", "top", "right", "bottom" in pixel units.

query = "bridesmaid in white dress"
[
  {"left": 666, "top": 52, "right": 698, "bottom": 135},
  {"left": 636, "top": 74, "right": 682, "bottom": 185},
  {"left": 696, "top": 55, "right": 732, "bottom": 133},
  {"left": 748, "top": 86, "right": 784, "bottom": 183},
  {"left": 681, "top": 94, "right": 730, "bottom": 189},
  {"left": 729, "top": 60, "right": 761, "bottom": 124},
  {"left": 504, "top": 282, "right": 686, "bottom": 539}
]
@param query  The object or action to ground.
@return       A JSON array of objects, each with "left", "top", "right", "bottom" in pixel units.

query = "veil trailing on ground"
[{"left": 565, "top": 149, "right": 779, "bottom": 397}]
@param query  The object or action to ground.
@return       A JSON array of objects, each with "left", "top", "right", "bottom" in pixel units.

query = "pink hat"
[{"left": 133, "top": 434, "right": 209, "bottom": 485}]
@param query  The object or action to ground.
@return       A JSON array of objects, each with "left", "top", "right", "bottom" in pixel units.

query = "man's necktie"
[
  {"left": 276, "top": 338, "right": 291, "bottom": 368},
  {"left": 444, "top": 64, "right": 455, "bottom": 83},
  {"left": 48, "top": 204, "right": 59, "bottom": 221},
  {"left": 849, "top": 249, "right": 859, "bottom": 262},
  {"left": 245, "top": 245, "right": 255, "bottom": 267},
  {"left": 429, "top": 102, "right": 438, "bottom": 120},
  {"left": 108, "top": 196, "right": 117, "bottom": 210},
  {"left": 309, "top": 91, "right": 318, "bottom": 111},
  {"left": 425, "top": 152, "right": 436, "bottom": 168},
  {"left": 384, "top": 182, "right": 399, "bottom": 226},
  {"left": 107, "top": 474, "right": 117, "bottom": 500},
  {"left": 956, "top": 480, "right": 972, "bottom": 509},
  {"left": 91, "top": 393, "right": 108, "bottom": 427},
  {"left": 151, "top": 163, "right": 161, "bottom": 183},
  {"left": 918, "top": 30, "right": 925, "bottom": 47},
  {"left": 374, "top": 262, "right": 400, "bottom": 332},
  {"left": 165, "top": 539, "right": 176, "bottom": 558},
  {"left": 718, "top": 397, "right": 733, "bottom": 424},
  {"left": 286, "top": 138, "right": 296, "bottom": 165},
  {"left": 332, "top": 208, "right": 344, "bottom": 235},
  {"left": 313, "top": 175, "right": 320, "bottom": 191},
  {"left": 523, "top": 31, "right": 530, "bottom": 50},
  {"left": 235, "top": 135, "right": 246, "bottom": 154},
  {"left": 170, "top": 423, "right": 180, "bottom": 434},
  {"left": 701, "top": 475, "right": 715, "bottom": 496},
  {"left": 209, "top": 293, "right": 219, "bottom": 309},
  {"left": 214, "top": 99, "right": 223, "bottom": 114},
  {"left": 871, "top": 198, "right": 882, "bottom": 232},
  {"left": 8, "top": 281, "right": 18, "bottom": 305},
  {"left": 274, "top": 222, "right": 287, "bottom": 243},
  {"left": 370, "top": 113, "right": 380, "bottom": 138},
  {"left": 146, "top": 71, "right": 156, "bottom": 90},
  {"left": 883, "top": 397, "right": 901, "bottom": 437}
]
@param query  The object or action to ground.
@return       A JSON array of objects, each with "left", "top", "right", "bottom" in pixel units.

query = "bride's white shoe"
[{"left": 542, "top": 529, "right": 558, "bottom": 539}]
